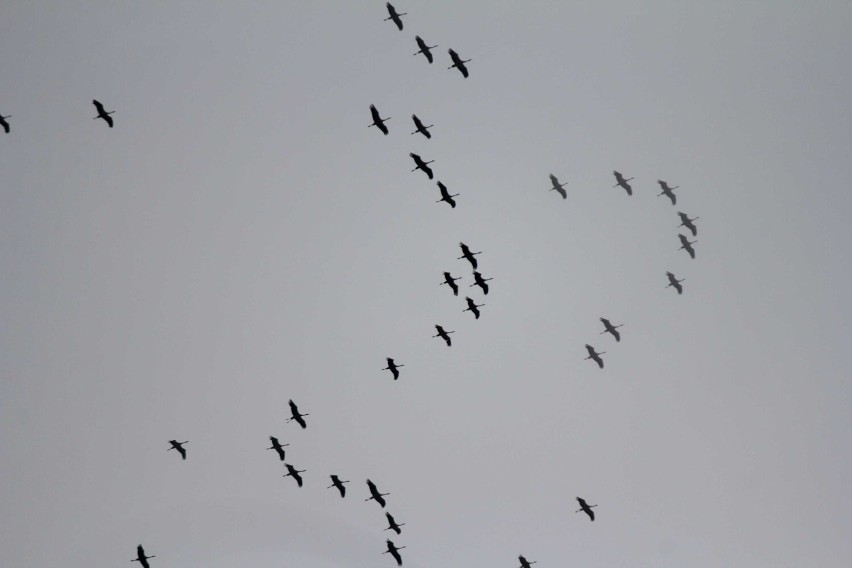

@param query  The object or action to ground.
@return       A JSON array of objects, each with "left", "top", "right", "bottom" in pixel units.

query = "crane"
[
  {"left": 382, "top": 357, "right": 404, "bottom": 380},
  {"left": 366, "top": 479, "right": 390, "bottom": 508},
  {"left": 448, "top": 49, "right": 471, "bottom": 78},
  {"left": 92, "top": 99, "right": 114, "bottom": 128},
  {"left": 384, "top": 512, "right": 405, "bottom": 534},
  {"left": 470, "top": 271, "right": 492, "bottom": 295},
  {"left": 463, "top": 296, "right": 484, "bottom": 319},
  {"left": 677, "top": 211, "right": 699, "bottom": 236},
  {"left": 413, "top": 36, "right": 437, "bottom": 63},
  {"left": 657, "top": 180, "right": 679, "bottom": 205},
  {"left": 287, "top": 399, "right": 309, "bottom": 429},
  {"left": 283, "top": 463, "right": 305, "bottom": 487},
  {"left": 612, "top": 171, "right": 633, "bottom": 195},
  {"left": 458, "top": 242, "right": 481, "bottom": 269},
  {"left": 666, "top": 271, "right": 684, "bottom": 295},
  {"left": 518, "top": 555, "right": 537, "bottom": 568},
  {"left": 328, "top": 475, "right": 349, "bottom": 497},
  {"left": 384, "top": 3, "right": 406, "bottom": 30},
  {"left": 410, "top": 152, "right": 434, "bottom": 179},
  {"left": 432, "top": 324, "right": 455, "bottom": 346},
  {"left": 131, "top": 545, "right": 155, "bottom": 568},
  {"left": 599, "top": 318, "right": 623, "bottom": 342},
  {"left": 441, "top": 271, "right": 462, "bottom": 296},
  {"left": 0, "top": 114, "right": 10, "bottom": 134},
  {"left": 410, "top": 114, "right": 433, "bottom": 138},
  {"left": 584, "top": 345, "right": 605, "bottom": 369},
  {"left": 678, "top": 233, "right": 697, "bottom": 259},
  {"left": 267, "top": 436, "right": 289, "bottom": 461},
  {"left": 369, "top": 105, "right": 390, "bottom": 135},
  {"left": 167, "top": 440, "right": 188, "bottom": 460},
  {"left": 575, "top": 497, "right": 597, "bottom": 521},
  {"left": 549, "top": 174, "right": 567, "bottom": 199},
  {"left": 383, "top": 539, "right": 406, "bottom": 566},
  {"left": 436, "top": 181, "right": 459, "bottom": 208}
]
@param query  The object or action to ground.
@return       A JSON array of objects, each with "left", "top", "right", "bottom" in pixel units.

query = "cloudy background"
[{"left": 2, "top": 2, "right": 851, "bottom": 567}]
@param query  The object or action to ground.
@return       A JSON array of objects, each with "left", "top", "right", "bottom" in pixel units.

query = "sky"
[{"left": 1, "top": 2, "right": 851, "bottom": 567}]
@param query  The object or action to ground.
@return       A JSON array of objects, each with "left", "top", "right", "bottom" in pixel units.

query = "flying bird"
[
  {"left": 287, "top": 399, "right": 309, "bottom": 429},
  {"left": 410, "top": 153, "right": 434, "bottom": 179},
  {"left": 677, "top": 211, "right": 699, "bottom": 236},
  {"left": 267, "top": 436, "right": 289, "bottom": 461},
  {"left": 283, "top": 463, "right": 305, "bottom": 487},
  {"left": 470, "top": 271, "right": 492, "bottom": 295},
  {"left": 518, "top": 555, "right": 537, "bottom": 568},
  {"left": 366, "top": 479, "right": 390, "bottom": 508},
  {"left": 413, "top": 36, "right": 437, "bottom": 63},
  {"left": 612, "top": 171, "right": 633, "bottom": 195},
  {"left": 457, "top": 242, "right": 481, "bottom": 269},
  {"left": 432, "top": 324, "right": 454, "bottom": 346},
  {"left": 599, "top": 318, "right": 623, "bottom": 342},
  {"left": 678, "top": 233, "right": 697, "bottom": 259},
  {"left": 666, "top": 271, "right": 684, "bottom": 295},
  {"left": 167, "top": 440, "right": 188, "bottom": 460},
  {"left": 0, "top": 114, "right": 10, "bottom": 134},
  {"left": 328, "top": 475, "right": 349, "bottom": 497},
  {"left": 369, "top": 105, "right": 391, "bottom": 135},
  {"left": 383, "top": 539, "right": 406, "bottom": 566},
  {"left": 384, "top": 3, "right": 406, "bottom": 30},
  {"left": 657, "top": 180, "right": 679, "bottom": 205},
  {"left": 411, "top": 114, "right": 433, "bottom": 138},
  {"left": 92, "top": 99, "right": 114, "bottom": 128},
  {"left": 575, "top": 497, "right": 597, "bottom": 521},
  {"left": 441, "top": 271, "right": 462, "bottom": 296},
  {"left": 384, "top": 512, "right": 406, "bottom": 535},
  {"left": 131, "top": 545, "right": 155, "bottom": 568},
  {"left": 382, "top": 358, "right": 404, "bottom": 380},
  {"left": 463, "top": 296, "right": 484, "bottom": 319},
  {"left": 448, "top": 48, "right": 471, "bottom": 78},
  {"left": 549, "top": 174, "right": 567, "bottom": 199},
  {"left": 584, "top": 344, "right": 605, "bottom": 369},
  {"left": 436, "top": 181, "right": 459, "bottom": 208}
]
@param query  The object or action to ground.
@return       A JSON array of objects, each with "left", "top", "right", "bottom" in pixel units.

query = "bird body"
[
  {"left": 283, "top": 463, "right": 305, "bottom": 487},
  {"left": 436, "top": 181, "right": 459, "bottom": 208},
  {"left": 549, "top": 174, "right": 567, "bottom": 199},
  {"left": 576, "top": 496, "right": 597, "bottom": 521},
  {"left": 288, "top": 399, "right": 309, "bottom": 429},
  {"left": 366, "top": 479, "right": 389, "bottom": 508},
  {"left": 410, "top": 153, "right": 434, "bottom": 179},
  {"left": 458, "top": 242, "right": 481, "bottom": 269},
  {"left": 463, "top": 296, "right": 484, "bottom": 319},
  {"left": 93, "top": 99, "right": 114, "bottom": 127},
  {"left": 267, "top": 436, "right": 289, "bottom": 461},
  {"left": 413, "top": 36, "right": 437, "bottom": 63},
  {"left": 132, "top": 545, "right": 155, "bottom": 568},
  {"left": 666, "top": 271, "right": 684, "bottom": 294},
  {"left": 599, "top": 318, "right": 623, "bottom": 342},
  {"left": 167, "top": 440, "right": 188, "bottom": 460},
  {"left": 448, "top": 48, "right": 471, "bottom": 78},
  {"left": 657, "top": 180, "right": 679, "bottom": 205},
  {"left": 383, "top": 539, "right": 406, "bottom": 566},
  {"left": 585, "top": 344, "right": 605, "bottom": 369},
  {"left": 383, "top": 358, "right": 404, "bottom": 380},
  {"left": 678, "top": 233, "right": 697, "bottom": 259},
  {"left": 470, "top": 271, "right": 492, "bottom": 295},
  {"left": 385, "top": 512, "right": 405, "bottom": 534},
  {"left": 328, "top": 474, "right": 349, "bottom": 497},
  {"left": 433, "top": 324, "right": 454, "bottom": 346},
  {"left": 370, "top": 105, "right": 390, "bottom": 135},
  {"left": 384, "top": 3, "right": 406, "bottom": 30},
  {"left": 441, "top": 271, "right": 461, "bottom": 295},
  {"left": 0, "top": 114, "right": 10, "bottom": 133},
  {"left": 677, "top": 211, "right": 699, "bottom": 236},
  {"left": 612, "top": 170, "right": 633, "bottom": 195}
]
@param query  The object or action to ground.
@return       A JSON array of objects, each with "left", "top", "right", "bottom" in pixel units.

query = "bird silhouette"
[
  {"left": 384, "top": 3, "right": 406, "bottom": 30},
  {"left": 382, "top": 358, "right": 404, "bottom": 380},
  {"left": 657, "top": 180, "right": 679, "bottom": 205},
  {"left": 328, "top": 474, "right": 349, "bottom": 497},
  {"left": 441, "top": 271, "right": 462, "bottom": 296},
  {"left": 283, "top": 463, "right": 305, "bottom": 487},
  {"left": 369, "top": 105, "right": 390, "bottom": 135},
  {"left": 384, "top": 512, "right": 406, "bottom": 535},
  {"left": 666, "top": 271, "right": 684, "bottom": 295},
  {"left": 92, "top": 100, "right": 114, "bottom": 128},
  {"left": 612, "top": 171, "right": 633, "bottom": 195},
  {"left": 575, "top": 496, "right": 597, "bottom": 521},
  {"left": 463, "top": 297, "right": 484, "bottom": 319},
  {"left": 410, "top": 153, "right": 434, "bottom": 179},
  {"left": 167, "top": 440, "right": 188, "bottom": 460},
  {"left": 458, "top": 242, "right": 481, "bottom": 269},
  {"left": 267, "top": 436, "right": 289, "bottom": 461},
  {"left": 366, "top": 479, "right": 390, "bottom": 508},
  {"left": 599, "top": 318, "right": 623, "bottom": 342},
  {"left": 678, "top": 233, "right": 697, "bottom": 259},
  {"left": 470, "top": 271, "right": 492, "bottom": 295},
  {"left": 411, "top": 114, "right": 433, "bottom": 138},
  {"left": 677, "top": 211, "right": 699, "bottom": 236},
  {"left": 436, "top": 181, "right": 459, "bottom": 208},
  {"left": 448, "top": 48, "right": 471, "bottom": 78},
  {"left": 584, "top": 345, "right": 605, "bottom": 369},
  {"left": 433, "top": 324, "right": 454, "bottom": 346},
  {"left": 131, "top": 545, "right": 155, "bottom": 568},
  {"left": 287, "top": 399, "right": 309, "bottom": 429},
  {"left": 549, "top": 174, "right": 567, "bottom": 199},
  {"left": 413, "top": 36, "right": 437, "bottom": 63},
  {"left": 518, "top": 555, "right": 537, "bottom": 568},
  {"left": 383, "top": 539, "right": 406, "bottom": 566}
]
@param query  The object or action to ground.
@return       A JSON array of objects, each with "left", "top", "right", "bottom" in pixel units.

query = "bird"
[
  {"left": 384, "top": 512, "right": 406, "bottom": 535},
  {"left": 131, "top": 545, "right": 155, "bottom": 568},
  {"left": 612, "top": 171, "right": 633, "bottom": 195},
  {"left": 410, "top": 153, "right": 434, "bottom": 179},
  {"left": 584, "top": 344, "right": 605, "bottom": 369},
  {"left": 383, "top": 539, "right": 406, "bottom": 566},
  {"left": 436, "top": 181, "right": 459, "bottom": 208},
  {"left": 666, "top": 271, "right": 684, "bottom": 295},
  {"left": 470, "top": 271, "right": 492, "bottom": 295},
  {"left": 457, "top": 242, "right": 481, "bottom": 269},
  {"left": 267, "top": 436, "right": 289, "bottom": 461},
  {"left": 575, "top": 496, "right": 597, "bottom": 521},
  {"left": 549, "top": 174, "right": 567, "bottom": 199},
  {"left": 657, "top": 180, "right": 679, "bottom": 205},
  {"left": 599, "top": 318, "right": 623, "bottom": 342},
  {"left": 384, "top": 3, "right": 405, "bottom": 30},
  {"left": 432, "top": 324, "right": 454, "bottom": 346},
  {"left": 382, "top": 358, "right": 404, "bottom": 380},
  {"left": 678, "top": 233, "right": 697, "bottom": 259},
  {"left": 413, "top": 36, "right": 437, "bottom": 63},
  {"left": 369, "top": 105, "right": 391, "bottom": 135},
  {"left": 411, "top": 114, "right": 433, "bottom": 138},
  {"left": 677, "top": 211, "right": 699, "bottom": 236},
  {"left": 0, "top": 114, "right": 10, "bottom": 134},
  {"left": 448, "top": 48, "right": 471, "bottom": 78},
  {"left": 92, "top": 99, "right": 114, "bottom": 128},
  {"left": 463, "top": 297, "right": 484, "bottom": 319},
  {"left": 167, "top": 440, "right": 188, "bottom": 460},
  {"left": 328, "top": 475, "right": 349, "bottom": 497},
  {"left": 283, "top": 463, "right": 305, "bottom": 487},
  {"left": 287, "top": 399, "right": 309, "bottom": 429},
  {"left": 518, "top": 555, "right": 537, "bottom": 568},
  {"left": 366, "top": 479, "right": 390, "bottom": 508},
  {"left": 441, "top": 271, "right": 462, "bottom": 296}
]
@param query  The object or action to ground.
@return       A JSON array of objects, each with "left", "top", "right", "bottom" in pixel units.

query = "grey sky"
[{"left": 1, "top": 2, "right": 851, "bottom": 567}]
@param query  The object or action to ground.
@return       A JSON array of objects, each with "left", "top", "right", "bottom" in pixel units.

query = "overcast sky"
[{"left": 2, "top": 2, "right": 851, "bottom": 567}]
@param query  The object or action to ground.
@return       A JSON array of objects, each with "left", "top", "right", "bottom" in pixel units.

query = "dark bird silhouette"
[
  {"left": 463, "top": 296, "right": 484, "bottom": 319},
  {"left": 576, "top": 497, "right": 597, "bottom": 521},
  {"left": 441, "top": 271, "right": 462, "bottom": 296},
  {"left": 366, "top": 479, "right": 390, "bottom": 508},
  {"left": 92, "top": 99, "right": 114, "bottom": 128},
  {"left": 383, "top": 539, "right": 406, "bottom": 566},
  {"left": 470, "top": 271, "right": 492, "bottom": 295},
  {"left": 518, "top": 555, "right": 537, "bottom": 568},
  {"left": 384, "top": 512, "right": 406, "bottom": 535},
  {"left": 436, "top": 181, "right": 459, "bottom": 208},
  {"left": 283, "top": 463, "right": 305, "bottom": 487},
  {"left": 549, "top": 174, "right": 567, "bottom": 199},
  {"left": 167, "top": 440, "right": 188, "bottom": 460},
  {"left": 433, "top": 324, "right": 454, "bottom": 346},
  {"left": 666, "top": 271, "right": 684, "bottom": 295},
  {"left": 410, "top": 153, "right": 434, "bottom": 179},
  {"left": 384, "top": 3, "right": 406, "bottom": 30},
  {"left": 612, "top": 170, "right": 633, "bottom": 195},
  {"left": 413, "top": 36, "right": 437, "bottom": 63},
  {"left": 657, "top": 180, "right": 679, "bottom": 205},
  {"left": 267, "top": 436, "right": 289, "bottom": 461},
  {"left": 328, "top": 474, "right": 349, "bottom": 497},
  {"left": 287, "top": 399, "right": 309, "bottom": 429},
  {"left": 370, "top": 105, "right": 391, "bottom": 135},
  {"left": 411, "top": 114, "right": 433, "bottom": 138},
  {"left": 131, "top": 545, "right": 155, "bottom": 568},
  {"left": 382, "top": 357, "right": 404, "bottom": 380},
  {"left": 678, "top": 211, "right": 699, "bottom": 236},
  {"left": 584, "top": 344, "right": 605, "bottom": 369},
  {"left": 457, "top": 242, "right": 481, "bottom": 269},
  {"left": 448, "top": 48, "right": 471, "bottom": 78},
  {"left": 678, "top": 233, "right": 697, "bottom": 259},
  {"left": 0, "top": 114, "right": 10, "bottom": 134},
  {"left": 600, "top": 318, "right": 623, "bottom": 342}
]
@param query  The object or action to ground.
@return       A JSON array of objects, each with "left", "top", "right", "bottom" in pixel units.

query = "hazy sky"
[{"left": 2, "top": 2, "right": 851, "bottom": 567}]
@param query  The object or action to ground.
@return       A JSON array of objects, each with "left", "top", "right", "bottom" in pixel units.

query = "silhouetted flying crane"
[
  {"left": 411, "top": 114, "right": 433, "bottom": 138},
  {"left": 433, "top": 324, "right": 454, "bottom": 346},
  {"left": 600, "top": 318, "right": 623, "bottom": 342},
  {"left": 283, "top": 463, "right": 305, "bottom": 487},
  {"left": 383, "top": 539, "right": 406, "bottom": 566},
  {"left": 518, "top": 555, "right": 537, "bottom": 568},
  {"left": 448, "top": 49, "right": 471, "bottom": 78},
  {"left": 657, "top": 180, "right": 679, "bottom": 205},
  {"left": 612, "top": 171, "right": 633, "bottom": 195},
  {"left": 167, "top": 440, "right": 188, "bottom": 460},
  {"left": 441, "top": 271, "right": 462, "bottom": 296},
  {"left": 370, "top": 105, "right": 390, "bottom": 135},
  {"left": 463, "top": 296, "right": 484, "bottom": 319},
  {"left": 131, "top": 545, "right": 155, "bottom": 568},
  {"left": 385, "top": 512, "right": 405, "bottom": 534},
  {"left": 436, "top": 181, "right": 459, "bottom": 208},
  {"left": 267, "top": 436, "right": 289, "bottom": 461},
  {"left": 678, "top": 211, "right": 699, "bottom": 236},
  {"left": 585, "top": 345, "right": 605, "bottom": 369},
  {"left": 410, "top": 152, "right": 434, "bottom": 179},
  {"left": 678, "top": 233, "right": 697, "bottom": 259},
  {"left": 384, "top": 3, "right": 406, "bottom": 30},
  {"left": 287, "top": 399, "right": 309, "bottom": 429},
  {"left": 328, "top": 475, "right": 349, "bottom": 497},
  {"left": 458, "top": 242, "right": 481, "bottom": 269},
  {"left": 366, "top": 479, "right": 389, "bottom": 508},
  {"left": 576, "top": 497, "right": 597, "bottom": 521},
  {"left": 470, "top": 271, "right": 492, "bottom": 295},
  {"left": 666, "top": 271, "right": 684, "bottom": 295},
  {"left": 413, "top": 36, "right": 437, "bottom": 63},
  {"left": 382, "top": 358, "right": 404, "bottom": 380},
  {"left": 92, "top": 99, "right": 114, "bottom": 128},
  {"left": 549, "top": 174, "right": 567, "bottom": 199}
]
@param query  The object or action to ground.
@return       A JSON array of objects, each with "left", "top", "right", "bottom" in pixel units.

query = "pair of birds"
[
  {"left": 584, "top": 318, "right": 623, "bottom": 369},
  {"left": 383, "top": 3, "right": 471, "bottom": 78},
  {"left": 1, "top": 101, "right": 114, "bottom": 133},
  {"left": 369, "top": 105, "right": 432, "bottom": 138},
  {"left": 441, "top": 269, "right": 492, "bottom": 296}
]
